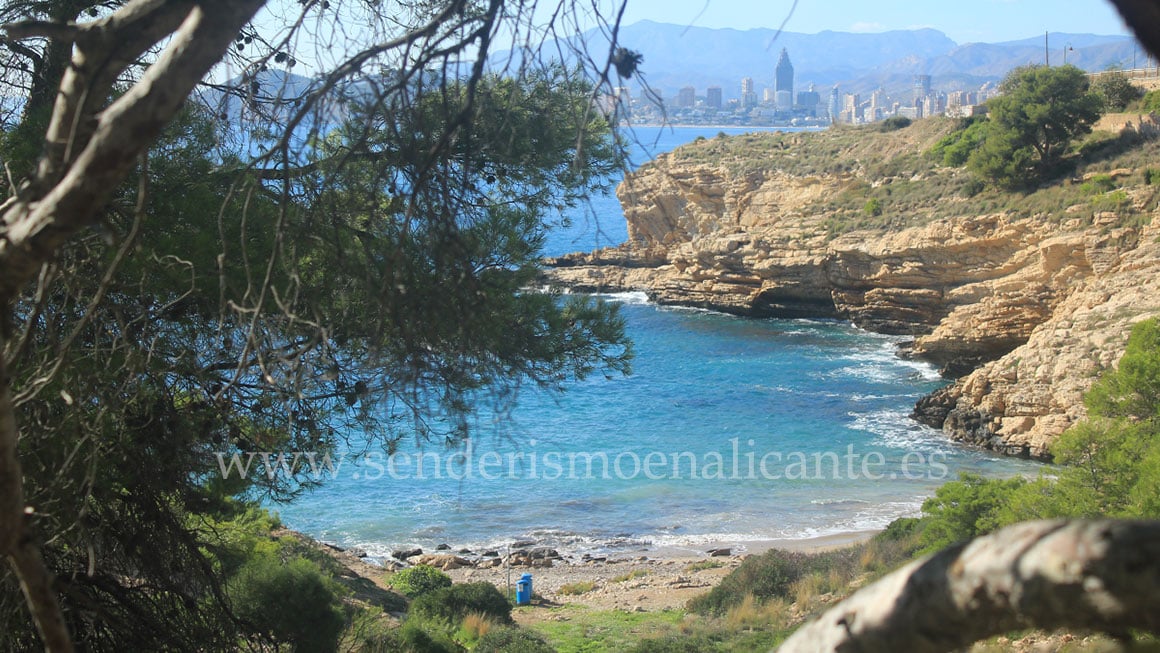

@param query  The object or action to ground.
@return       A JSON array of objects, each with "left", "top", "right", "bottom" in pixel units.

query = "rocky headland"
[{"left": 545, "top": 117, "right": 1160, "bottom": 460}]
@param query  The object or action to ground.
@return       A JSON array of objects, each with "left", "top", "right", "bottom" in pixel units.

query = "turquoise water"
[
  {"left": 540, "top": 125, "right": 785, "bottom": 257},
  {"left": 270, "top": 127, "right": 1043, "bottom": 557}
]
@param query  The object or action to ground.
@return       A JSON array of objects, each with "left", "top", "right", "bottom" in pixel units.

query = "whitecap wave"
[
  {"left": 596, "top": 290, "right": 651, "bottom": 305},
  {"left": 847, "top": 408, "right": 954, "bottom": 453},
  {"left": 832, "top": 340, "right": 942, "bottom": 383}
]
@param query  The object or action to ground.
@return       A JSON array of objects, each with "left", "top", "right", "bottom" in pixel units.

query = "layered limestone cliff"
[{"left": 546, "top": 120, "right": 1160, "bottom": 459}]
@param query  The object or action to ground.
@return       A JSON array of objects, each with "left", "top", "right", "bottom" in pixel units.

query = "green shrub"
[
  {"left": 1145, "top": 168, "right": 1160, "bottom": 185},
  {"left": 878, "top": 516, "right": 921, "bottom": 542},
  {"left": 879, "top": 116, "right": 911, "bottom": 131},
  {"left": 475, "top": 627, "right": 557, "bottom": 652},
  {"left": 687, "top": 548, "right": 859, "bottom": 615},
  {"left": 1086, "top": 318, "right": 1160, "bottom": 420},
  {"left": 228, "top": 556, "right": 346, "bottom": 653},
  {"left": 1092, "top": 69, "right": 1144, "bottom": 111},
  {"left": 918, "top": 473, "right": 1027, "bottom": 552},
  {"left": 928, "top": 117, "right": 986, "bottom": 167},
  {"left": 961, "top": 177, "right": 986, "bottom": 198},
  {"left": 397, "top": 620, "right": 460, "bottom": 653},
  {"left": 863, "top": 197, "right": 883, "bottom": 217},
  {"left": 409, "top": 582, "right": 513, "bottom": 626},
  {"left": 389, "top": 564, "right": 453, "bottom": 598},
  {"left": 1144, "top": 89, "right": 1160, "bottom": 113},
  {"left": 1091, "top": 189, "right": 1130, "bottom": 212},
  {"left": 1080, "top": 173, "right": 1117, "bottom": 196},
  {"left": 344, "top": 608, "right": 407, "bottom": 652}
]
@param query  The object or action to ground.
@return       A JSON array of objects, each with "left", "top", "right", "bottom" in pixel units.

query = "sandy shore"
[
  {"left": 646, "top": 530, "right": 880, "bottom": 558},
  {"left": 442, "top": 530, "right": 880, "bottom": 613}
]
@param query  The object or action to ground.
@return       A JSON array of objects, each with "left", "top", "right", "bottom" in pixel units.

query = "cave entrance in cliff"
[{"left": 752, "top": 289, "right": 840, "bottom": 320}]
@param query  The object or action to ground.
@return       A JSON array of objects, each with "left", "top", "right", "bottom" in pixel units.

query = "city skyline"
[
  {"left": 596, "top": 15, "right": 1145, "bottom": 129},
  {"left": 620, "top": 40, "right": 1014, "bottom": 127}
]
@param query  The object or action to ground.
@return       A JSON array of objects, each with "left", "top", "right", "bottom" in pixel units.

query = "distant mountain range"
[
  {"left": 212, "top": 22, "right": 1142, "bottom": 120},
  {"left": 589, "top": 20, "right": 1142, "bottom": 100}
]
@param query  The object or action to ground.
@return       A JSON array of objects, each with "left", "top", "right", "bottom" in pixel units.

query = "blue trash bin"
[{"left": 515, "top": 573, "right": 533, "bottom": 605}]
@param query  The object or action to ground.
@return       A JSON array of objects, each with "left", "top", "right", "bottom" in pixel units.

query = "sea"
[{"left": 269, "top": 125, "right": 1043, "bottom": 558}]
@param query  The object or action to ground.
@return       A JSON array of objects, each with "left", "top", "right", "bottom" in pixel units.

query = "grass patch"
[
  {"left": 456, "top": 612, "right": 499, "bottom": 645},
  {"left": 558, "top": 580, "right": 597, "bottom": 596},
  {"left": 527, "top": 604, "right": 685, "bottom": 653},
  {"left": 723, "top": 594, "right": 792, "bottom": 630},
  {"left": 611, "top": 570, "right": 650, "bottom": 583},
  {"left": 684, "top": 560, "right": 725, "bottom": 572},
  {"left": 525, "top": 603, "right": 793, "bottom": 653}
]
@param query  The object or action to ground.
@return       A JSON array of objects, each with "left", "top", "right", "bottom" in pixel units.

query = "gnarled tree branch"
[
  {"left": 0, "top": 0, "right": 264, "bottom": 302},
  {"left": 1, "top": 19, "right": 81, "bottom": 43},
  {"left": 0, "top": 1, "right": 266, "bottom": 650},
  {"left": 778, "top": 519, "right": 1160, "bottom": 653}
]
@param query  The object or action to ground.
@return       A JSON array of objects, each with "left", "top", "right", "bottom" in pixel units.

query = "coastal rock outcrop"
[{"left": 545, "top": 123, "right": 1160, "bottom": 459}]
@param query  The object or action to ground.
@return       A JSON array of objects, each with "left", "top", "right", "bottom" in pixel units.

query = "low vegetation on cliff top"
[{"left": 664, "top": 66, "right": 1160, "bottom": 239}]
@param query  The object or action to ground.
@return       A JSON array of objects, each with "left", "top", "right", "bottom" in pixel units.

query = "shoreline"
[
  {"left": 348, "top": 528, "right": 885, "bottom": 568},
  {"left": 440, "top": 529, "right": 882, "bottom": 613},
  {"left": 318, "top": 529, "right": 883, "bottom": 614},
  {"left": 596, "top": 529, "right": 882, "bottom": 560}
]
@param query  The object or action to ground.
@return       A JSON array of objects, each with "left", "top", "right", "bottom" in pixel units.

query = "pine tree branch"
[{"left": 0, "top": 0, "right": 265, "bottom": 303}]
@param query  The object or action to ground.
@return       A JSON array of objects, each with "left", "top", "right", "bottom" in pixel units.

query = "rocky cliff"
[{"left": 545, "top": 118, "right": 1160, "bottom": 459}]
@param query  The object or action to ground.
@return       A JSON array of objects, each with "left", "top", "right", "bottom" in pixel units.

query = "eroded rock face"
[
  {"left": 544, "top": 149, "right": 1160, "bottom": 460},
  {"left": 933, "top": 222, "right": 1160, "bottom": 458}
]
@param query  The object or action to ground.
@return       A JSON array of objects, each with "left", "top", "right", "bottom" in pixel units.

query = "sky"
[{"left": 614, "top": 0, "right": 1132, "bottom": 44}]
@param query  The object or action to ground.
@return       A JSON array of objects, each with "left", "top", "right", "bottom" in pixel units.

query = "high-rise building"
[
  {"left": 797, "top": 83, "right": 821, "bottom": 116},
  {"left": 868, "top": 89, "right": 884, "bottom": 122},
  {"left": 913, "top": 74, "right": 931, "bottom": 104},
  {"left": 706, "top": 86, "right": 723, "bottom": 109},
  {"left": 677, "top": 86, "right": 696, "bottom": 109},
  {"left": 775, "top": 48, "right": 794, "bottom": 109},
  {"left": 922, "top": 93, "right": 945, "bottom": 118},
  {"left": 775, "top": 91, "right": 792, "bottom": 111},
  {"left": 741, "top": 77, "right": 757, "bottom": 109},
  {"left": 842, "top": 93, "right": 861, "bottom": 123},
  {"left": 828, "top": 85, "right": 840, "bottom": 122},
  {"left": 897, "top": 106, "right": 920, "bottom": 119}
]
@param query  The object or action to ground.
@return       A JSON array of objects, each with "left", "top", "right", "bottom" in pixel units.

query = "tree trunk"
[
  {"left": 777, "top": 520, "right": 1160, "bottom": 653},
  {"left": 0, "top": 2, "right": 266, "bottom": 649}
]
